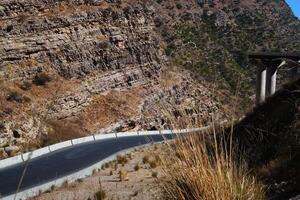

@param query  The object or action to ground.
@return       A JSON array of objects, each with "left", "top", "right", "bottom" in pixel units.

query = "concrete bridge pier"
[
  {"left": 266, "top": 65, "right": 277, "bottom": 97},
  {"left": 256, "top": 67, "right": 267, "bottom": 104},
  {"left": 256, "top": 64, "right": 279, "bottom": 104}
]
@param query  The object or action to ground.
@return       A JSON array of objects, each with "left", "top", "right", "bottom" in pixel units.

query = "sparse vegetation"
[{"left": 44, "top": 120, "right": 86, "bottom": 145}]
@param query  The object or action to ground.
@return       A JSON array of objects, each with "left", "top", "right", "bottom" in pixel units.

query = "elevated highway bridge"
[{"left": 247, "top": 52, "right": 300, "bottom": 104}]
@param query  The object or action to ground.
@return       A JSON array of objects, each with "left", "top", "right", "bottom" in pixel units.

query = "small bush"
[
  {"left": 104, "top": 162, "right": 110, "bottom": 169},
  {"left": 149, "top": 160, "right": 157, "bottom": 168},
  {"left": 165, "top": 43, "right": 176, "bottom": 56},
  {"left": 0, "top": 122, "right": 5, "bottom": 131},
  {"left": 118, "top": 170, "right": 128, "bottom": 182},
  {"left": 117, "top": 155, "right": 128, "bottom": 166},
  {"left": 132, "top": 191, "right": 139, "bottom": 197},
  {"left": 154, "top": 17, "right": 163, "bottom": 27},
  {"left": 19, "top": 81, "right": 32, "bottom": 91},
  {"left": 92, "top": 169, "right": 97, "bottom": 175},
  {"left": 6, "top": 91, "right": 23, "bottom": 103},
  {"left": 127, "top": 152, "right": 133, "bottom": 160},
  {"left": 142, "top": 155, "right": 149, "bottom": 164},
  {"left": 111, "top": 10, "right": 119, "bottom": 20},
  {"left": 62, "top": 180, "right": 68, "bottom": 187},
  {"left": 33, "top": 72, "right": 52, "bottom": 86},
  {"left": 95, "top": 189, "right": 106, "bottom": 200},
  {"left": 176, "top": 3, "right": 183, "bottom": 9},
  {"left": 134, "top": 164, "right": 140, "bottom": 171},
  {"left": 155, "top": 155, "right": 162, "bottom": 164},
  {"left": 50, "top": 185, "right": 56, "bottom": 191},
  {"left": 6, "top": 91, "right": 31, "bottom": 103},
  {"left": 23, "top": 96, "right": 31, "bottom": 103},
  {"left": 152, "top": 171, "right": 158, "bottom": 178}
]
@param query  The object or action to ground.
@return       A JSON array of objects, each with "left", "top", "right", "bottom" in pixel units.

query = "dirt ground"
[{"left": 30, "top": 144, "right": 168, "bottom": 200}]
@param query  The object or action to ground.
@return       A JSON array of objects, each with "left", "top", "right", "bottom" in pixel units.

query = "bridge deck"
[{"left": 248, "top": 52, "right": 300, "bottom": 60}]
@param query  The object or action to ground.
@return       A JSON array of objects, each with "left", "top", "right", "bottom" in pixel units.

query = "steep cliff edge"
[{"left": 0, "top": 0, "right": 299, "bottom": 158}]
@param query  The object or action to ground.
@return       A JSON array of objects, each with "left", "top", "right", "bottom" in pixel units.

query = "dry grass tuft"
[
  {"left": 118, "top": 170, "right": 129, "bottom": 182},
  {"left": 95, "top": 178, "right": 106, "bottom": 200},
  {"left": 149, "top": 160, "right": 158, "bottom": 169},
  {"left": 134, "top": 164, "right": 140, "bottom": 171},
  {"left": 95, "top": 189, "right": 106, "bottom": 200},
  {"left": 117, "top": 154, "right": 128, "bottom": 166},
  {"left": 142, "top": 155, "right": 149, "bottom": 164},
  {"left": 162, "top": 130, "right": 266, "bottom": 200},
  {"left": 152, "top": 171, "right": 158, "bottom": 178}
]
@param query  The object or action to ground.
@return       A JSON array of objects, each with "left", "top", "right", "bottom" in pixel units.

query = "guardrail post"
[
  {"left": 92, "top": 135, "right": 96, "bottom": 141},
  {"left": 21, "top": 153, "right": 24, "bottom": 162},
  {"left": 48, "top": 146, "right": 51, "bottom": 152}
]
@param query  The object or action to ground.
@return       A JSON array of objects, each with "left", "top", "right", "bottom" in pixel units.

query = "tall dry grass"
[
  {"left": 162, "top": 128, "right": 266, "bottom": 200},
  {"left": 160, "top": 103, "right": 265, "bottom": 200}
]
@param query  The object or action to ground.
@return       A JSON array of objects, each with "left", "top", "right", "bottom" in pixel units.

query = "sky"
[{"left": 286, "top": 0, "right": 300, "bottom": 19}]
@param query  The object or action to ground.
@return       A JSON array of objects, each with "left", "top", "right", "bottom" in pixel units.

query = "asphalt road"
[{"left": 0, "top": 134, "right": 174, "bottom": 197}]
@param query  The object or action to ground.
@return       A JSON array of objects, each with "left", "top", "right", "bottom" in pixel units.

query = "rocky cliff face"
[{"left": 0, "top": 0, "right": 299, "bottom": 158}]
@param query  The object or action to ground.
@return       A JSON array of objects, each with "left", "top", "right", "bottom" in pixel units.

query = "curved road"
[{"left": 0, "top": 134, "right": 175, "bottom": 197}]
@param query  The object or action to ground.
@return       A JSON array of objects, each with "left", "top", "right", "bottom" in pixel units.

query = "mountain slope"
[{"left": 0, "top": 0, "right": 299, "bottom": 158}]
